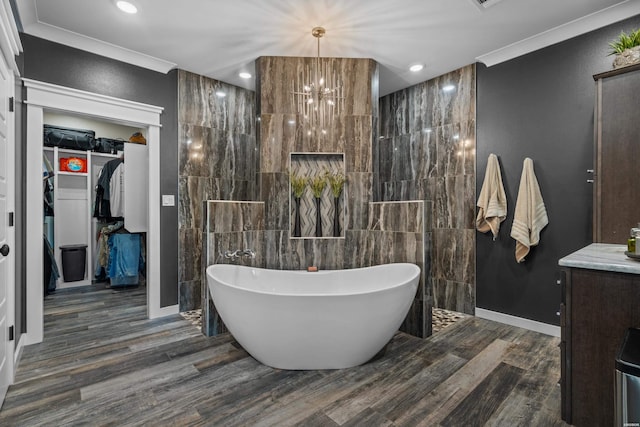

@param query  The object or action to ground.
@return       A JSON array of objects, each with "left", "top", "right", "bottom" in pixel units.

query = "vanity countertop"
[{"left": 558, "top": 243, "right": 640, "bottom": 275}]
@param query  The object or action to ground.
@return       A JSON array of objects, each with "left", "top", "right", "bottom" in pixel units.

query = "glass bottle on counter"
[
  {"left": 630, "top": 227, "right": 640, "bottom": 254},
  {"left": 629, "top": 228, "right": 638, "bottom": 254}
]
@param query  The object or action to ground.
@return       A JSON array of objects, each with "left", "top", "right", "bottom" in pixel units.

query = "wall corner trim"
[{"left": 475, "top": 307, "right": 560, "bottom": 337}]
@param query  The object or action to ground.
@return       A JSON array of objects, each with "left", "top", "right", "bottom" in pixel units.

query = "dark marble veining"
[
  {"left": 378, "top": 64, "right": 476, "bottom": 315},
  {"left": 200, "top": 201, "right": 266, "bottom": 336},
  {"left": 179, "top": 70, "right": 255, "bottom": 133},
  {"left": 433, "top": 279, "right": 475, "bottom": 314},
  {"left": 179, "top": 279, "right": 202, "bottom": 314},
  {"left": 256, "top": 57, "right": 377, "bottom": 117},
  {"left": 343, "top": 173, "right": 372, "bottom": 232},
  {"left": 368, "top": 201, "right": 424, "bottom": 233},
  {"left": 263, "top": 230, "right": 346, "bottom": 271},
  {"left": 178, "top": 71, "right": 257, "bottom": 312},
  {"left": 204, "top": 201, "right": 264, "bottom": 234},
  {"left": 191, "top": 54, "right": 458, "bottom": 338},
  {"left": 199, "top": 197, "right": 432, "bottom": 337},
  {"left": 179, "top": 229, "right": 202, "bottom": 283},
  {"left": 433, "top": 229, "right": 475, "bottom": 287},
  {"left": 259, "top": 172, "right": 290, "bottom": 231}
]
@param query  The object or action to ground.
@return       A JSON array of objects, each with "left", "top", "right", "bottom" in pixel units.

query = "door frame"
[
  {"left": 0, "top": 0, "right": 22, "bottom": 404},
  {"left": 23, "top": 79, "right": 177, "bottom": 346}
]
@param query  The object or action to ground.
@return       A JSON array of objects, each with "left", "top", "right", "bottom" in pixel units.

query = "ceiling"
[{"left": 14, "top": 0, "right": 640, "bottom": 96}]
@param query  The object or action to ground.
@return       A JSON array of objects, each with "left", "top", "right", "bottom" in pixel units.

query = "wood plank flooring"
[{"left": 0, "top": 283, "right": 568, "bottom": 426}]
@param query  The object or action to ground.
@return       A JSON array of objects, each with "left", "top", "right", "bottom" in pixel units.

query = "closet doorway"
[
  {"left": 43, "top": 111, "right": 147, "bottom": 292},
  {"left": 23, "top": 79, "right": 170, "bottom": 347}
]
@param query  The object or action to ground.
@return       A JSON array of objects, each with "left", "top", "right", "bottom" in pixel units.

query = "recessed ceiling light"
[
  {"left": 215, "top": 91, "right": 226, "bottom": 97},
  {"left": 239, "top": 72, "right": 252, "bottom": 79},
  {"left": 116, "top": 1, "right": 137, "bottom": 14},
  {"left": 409, "top": 64, "right": 424, "bottom": 72},
  {"left": 443, "top": 84, "right": 456, "bottom": 92}
]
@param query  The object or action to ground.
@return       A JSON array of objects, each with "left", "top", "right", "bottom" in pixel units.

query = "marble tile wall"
[
  {"left": 378, "top": 64, "right": 476, "bottom": 314},
  {"left": 364, "top": 201, "right": 432, "bottom": 337},
  {"left": 253, "top": 56, "right": 431, "bottom": 337},
  {"left": 196, "top": 56, "right": 435, "bottom": 339},
  {"left": 178, "top": 70, "right": 257, "bottom": 311},
  {"left": 255, "top": 56, "right": 377, "bottom": 271},
  {"left": 201, "top": 201, "right": 431, "bottom": 337},
  {"left": 201, "top": 201, "right": 265, "bottom": 336}
]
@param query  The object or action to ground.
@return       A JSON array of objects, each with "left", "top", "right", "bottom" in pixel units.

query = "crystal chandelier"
[{"left": 292, "top": 27, "right": 344, "bottom": 136}]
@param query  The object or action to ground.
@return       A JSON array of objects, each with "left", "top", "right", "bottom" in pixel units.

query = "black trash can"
[
  {"left": 60, "top": 244, "right": 87, "bottom": 282},
  {"left": 616, "top": 327, "right": 640, "bottom": 426}
]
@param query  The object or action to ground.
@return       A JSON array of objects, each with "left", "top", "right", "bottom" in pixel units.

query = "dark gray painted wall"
[
  {"left": 20, "top": 34, "right": 179, "bottom": 308},
  {"left": 476, "top": 14, "right": 640, "bottom": 325}
]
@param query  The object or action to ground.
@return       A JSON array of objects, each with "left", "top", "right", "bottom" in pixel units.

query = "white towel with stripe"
[
  {"left": 510, "top": 157, "right": 548, "bottom": 263},
  {"left": 476, "top": 153, "right": 507, "bottom": 239}
]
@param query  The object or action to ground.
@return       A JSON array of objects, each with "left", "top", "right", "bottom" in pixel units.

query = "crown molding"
[
  {"left": 22, "top": 20, "right": 176, "bottom": 74},
  {"left": 0, "top": 0, "right": 22, "bottom": 73},
  {"left": 477, "top": 0, "right": 640, "bottom": 67}
]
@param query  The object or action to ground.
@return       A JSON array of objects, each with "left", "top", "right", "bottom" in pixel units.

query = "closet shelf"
[
  {"left": 57, "top": 171, "right": 88, "bottom": 177},
  {"left": 44, "top": 146, "right": 119, "bottom": 159}
]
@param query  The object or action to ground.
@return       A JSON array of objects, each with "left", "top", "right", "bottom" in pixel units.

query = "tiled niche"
[{"left": 289, "top": 153, "right": 345, "bottom": 239}]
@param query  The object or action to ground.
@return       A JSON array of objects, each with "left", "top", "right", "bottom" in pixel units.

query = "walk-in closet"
[{"left": 42, "top": 111, "right": 148, "bottom": 293}]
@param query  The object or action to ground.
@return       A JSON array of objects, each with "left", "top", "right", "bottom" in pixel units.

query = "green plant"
[
  {"left": 309, "top": 173, "right": 328, "bottom": 198},
  {"left": 608, "top": 28, "right": 640, "bottom": 55},
  {"left": 289, "top": 172, "right": 307, "bottom": 198},
  {"left": 327, "top": 172, "right": 346, "bottom": 198}
]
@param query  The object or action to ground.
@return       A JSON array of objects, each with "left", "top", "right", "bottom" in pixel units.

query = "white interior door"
[{"left": 0, "top": 44, "right": 14, "bottom": 406}]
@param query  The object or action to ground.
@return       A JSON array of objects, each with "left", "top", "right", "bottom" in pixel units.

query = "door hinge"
[
  {"left": 9, "top": 326, "right": 14, "bottom": 341},
  {"left": 8, "top": 211, "right": 13, "bottom": 227},
  {"left": 9, "top": 97, "right": 14, "bottom": 112}
]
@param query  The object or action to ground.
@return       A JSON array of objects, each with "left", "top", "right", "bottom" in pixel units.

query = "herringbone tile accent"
[{"left": 290, "top": 153, "right": 344, "bottom": 238}]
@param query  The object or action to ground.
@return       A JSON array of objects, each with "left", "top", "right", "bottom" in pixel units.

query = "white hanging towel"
[
  {"left": 510, "top": 158, "right": 548, "bottom": 263},
  {"left": 476, "top": 153, "right": 507, "bottom": 239}
]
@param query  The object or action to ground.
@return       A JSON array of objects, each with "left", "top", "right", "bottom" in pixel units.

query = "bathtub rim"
[{"left": 206, "top": 262, "right": 421, "bottom": 298}]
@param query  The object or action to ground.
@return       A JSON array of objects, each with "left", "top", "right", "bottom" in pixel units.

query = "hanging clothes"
[
  {"left": 96, "top": 221, "right": 125, "bottom": 269},
  {"left": 94, "top": 157, "right": 123, "bottom": 220},
  {"left": 109, "top": 162, "right": 125, "bottom": 218},
  {"left": 43, "top": 154, "right": 55, "bottom": 216},
  {"left": 43, "top": 234, "right": 60, "bottom": 295},
  {"left": 108, "top": 233, "right": 140, "bottom": 286}
]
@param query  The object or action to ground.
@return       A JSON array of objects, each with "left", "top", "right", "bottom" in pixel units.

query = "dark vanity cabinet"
[
  {"left": 560, "top": 65, "right": 640, "bottom": 425},
  {"left": 592, "top": 63, "right": 640, "bottom": 244},
  {"left": 559, "top": 245, "right": 640, "bottom": 426}
]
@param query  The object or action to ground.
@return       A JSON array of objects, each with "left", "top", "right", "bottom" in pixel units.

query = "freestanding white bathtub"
[{"left": 206, "top": 263, "right": 421, "bottom": 370}]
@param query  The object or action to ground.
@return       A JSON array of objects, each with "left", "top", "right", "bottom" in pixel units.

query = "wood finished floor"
[{"left": 0, "top": 283, "right": 567, "bottom": 426}]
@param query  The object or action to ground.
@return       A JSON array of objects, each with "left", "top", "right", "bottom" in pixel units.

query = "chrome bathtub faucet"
[
  {"left": 223, "top": 249, "right": 255, "bottom": 260},
  {"left": 240, "top": 249, "right": 256, "bottom": 259}
]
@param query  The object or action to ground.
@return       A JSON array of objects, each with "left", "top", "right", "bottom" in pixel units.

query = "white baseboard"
[
  {"left": 14, "top": 334, "right": 25, "bottom": 368},
  {"left": 57, "top": 279, "right": 91, "bottom": 289},
  {"left": 475, "top": 308, "right": 560, "bottom": 337},
  {"left": 148, "top": 304, "right": 179, "bottom": 319}
]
